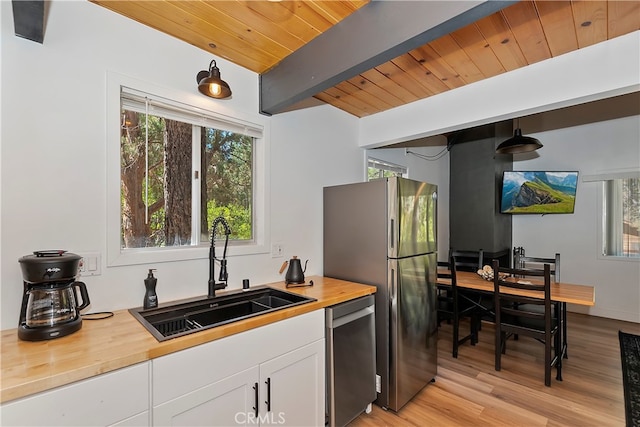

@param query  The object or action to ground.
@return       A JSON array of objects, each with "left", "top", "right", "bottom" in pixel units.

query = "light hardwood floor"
[{"left": 349, "top": 313, "right": 640, "bottom": 426}]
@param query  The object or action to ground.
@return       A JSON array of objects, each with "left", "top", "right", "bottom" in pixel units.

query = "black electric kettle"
[{"left": 284, "top": 256, "right": 308, "bottom": 286}]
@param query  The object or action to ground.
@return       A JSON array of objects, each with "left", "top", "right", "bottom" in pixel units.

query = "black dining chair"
[
  {"left": 492, "top": 260, "right": 562, "bottom": 387},
  {"left": 437, "top": 256, "right": 480, "bottom": 358},
  {"left": 450, "top": 249, "right": 495, "bottom": 329},
  {"left": 449, "top": 249, "right": 485, "bottom": 271},
  {"left": 511, "top": 251, "right": 565, "bottom": 352},
  {"left": 513, "top": 251, "right": 561, "bottom": 283},
  {"left": 437, "top": 260, "right": 453, "bottom": 326}
]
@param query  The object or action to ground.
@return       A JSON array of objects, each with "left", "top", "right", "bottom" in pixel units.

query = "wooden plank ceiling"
[{"left": 92, "top": 1, "right": 640, "bottom": 118}]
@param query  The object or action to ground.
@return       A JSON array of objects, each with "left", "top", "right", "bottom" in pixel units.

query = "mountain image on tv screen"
[{"left": 501, "top": 171, "right": 578, "bottom": 214}]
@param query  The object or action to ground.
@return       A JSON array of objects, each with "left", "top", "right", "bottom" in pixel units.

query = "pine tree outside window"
[{"left": 367, "top": 158, "right": 407, "bottom": 181}]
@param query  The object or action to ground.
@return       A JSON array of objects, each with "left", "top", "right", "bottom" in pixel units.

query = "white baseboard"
[{"left": 568, "top": 304, "right": 640, "bottom": 324}]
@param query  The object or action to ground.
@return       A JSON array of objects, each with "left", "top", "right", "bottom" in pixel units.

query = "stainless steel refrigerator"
[{"left": 323, "top": 177, "right": 438, "bottom": 412}]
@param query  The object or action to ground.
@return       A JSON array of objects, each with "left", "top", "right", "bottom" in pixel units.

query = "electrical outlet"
[
  {"left": 78, "top": 252, "right": 101, "bottom": 276},
  {"left": 271, "top": 243, "right": 284, "bottom": 258}
]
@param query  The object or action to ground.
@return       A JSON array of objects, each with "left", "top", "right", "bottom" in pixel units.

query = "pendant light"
[
  {"left": 496, "top": 119, "right": 543, "bottom": 154},
  {"left": 196, "top": 60, "right": 232, "bottom": 99}
]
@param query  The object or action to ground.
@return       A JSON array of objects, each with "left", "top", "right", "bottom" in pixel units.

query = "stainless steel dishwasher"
[{"left": 326, "top": 295, "right": 376, "bottom": 427}]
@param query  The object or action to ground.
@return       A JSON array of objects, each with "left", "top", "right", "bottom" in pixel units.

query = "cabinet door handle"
[
  {"left": 265, "top": 377, "right": 271, "bottom": 412},
  {"left": 252, "top": 382, "right": 259, "bottom": 417}
]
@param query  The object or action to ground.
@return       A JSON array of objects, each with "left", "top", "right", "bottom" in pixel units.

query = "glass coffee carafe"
[{"left": 25, "top": 282, "right": 88, "bottom": 327}]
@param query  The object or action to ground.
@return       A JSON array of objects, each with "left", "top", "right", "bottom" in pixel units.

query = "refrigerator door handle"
[
  {"left": 390, "top": 219, "right": 394, "bottom": 249},
  {"left": 390, "top": 269, "right": 395, "bottom": 301},
  {"left": 389, "top": 267, "right": 398, "bottom": 407}
]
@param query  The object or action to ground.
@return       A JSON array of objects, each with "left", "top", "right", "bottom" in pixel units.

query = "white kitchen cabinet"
[
  {"left": 152, "top": 310, "right": 325, "bottom": 426},
  {"left": 258, "top": 339, "right": 325, "bottom": 426},
  {"left": 154, "top": 366, "right": 259, "bottom": 426},
  {"left": 0, "top": 362, "right": 150, "bottom": 427}
]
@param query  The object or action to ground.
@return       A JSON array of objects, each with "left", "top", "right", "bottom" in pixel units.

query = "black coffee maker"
[{"left": 18, "top": 250, "right": 90, "bottom": 341}]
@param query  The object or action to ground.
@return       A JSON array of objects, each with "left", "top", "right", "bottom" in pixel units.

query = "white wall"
[
  {"left": 512, "top": 115, "right": 640, "bottom": 323},
  {"left": 0, "top": 1, "right": 362, "bottom": 329},
  {"left": 269, "top": 104, "right": 363, "bottom": 276}
]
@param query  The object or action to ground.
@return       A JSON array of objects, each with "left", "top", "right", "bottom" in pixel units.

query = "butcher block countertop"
[{"left": 0, "top": 276, "right": 375, "bottom": 404}]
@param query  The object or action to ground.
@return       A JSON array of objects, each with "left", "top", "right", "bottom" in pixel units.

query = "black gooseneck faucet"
[{"left": 208, "top": 216, "right": 231, "bottom": 298}]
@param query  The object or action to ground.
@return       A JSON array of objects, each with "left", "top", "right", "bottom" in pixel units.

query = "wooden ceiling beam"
[
  {"left": 259, "top": 0, "right": 517, "bottom": 116},
  {"left": 11, "top": 0, "right": 46, "bottom": 44}
]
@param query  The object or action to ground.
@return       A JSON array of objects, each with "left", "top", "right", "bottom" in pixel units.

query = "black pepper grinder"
[{"left": 143, "top": 269, "right": 158, "bottom": 309}]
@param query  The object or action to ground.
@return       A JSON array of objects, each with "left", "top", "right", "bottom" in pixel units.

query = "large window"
[
  {"left": 107, "top": 74, "right": 268, "bottom": 266},
  {"left": 603, "top": 177, "right": 640, "bottom": 257},
  {"left": 120, "top": 91, "right": 254, "bottom": 249}
]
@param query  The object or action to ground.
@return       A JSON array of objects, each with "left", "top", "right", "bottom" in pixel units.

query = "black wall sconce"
[{"left": 196, "top": 60, "right": 232, "bottom": 99}]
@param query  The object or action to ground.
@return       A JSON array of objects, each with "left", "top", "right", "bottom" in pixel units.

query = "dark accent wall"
[
  {"left": 12, "top": 1, "right": 46, "bottom": 43},
  {"left": 449, "top": 121, "right": 513, "bottom": 265}
]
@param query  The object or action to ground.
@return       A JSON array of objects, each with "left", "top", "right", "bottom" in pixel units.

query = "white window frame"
[
  {"left": 584, "top": 169, "right": 639, "bottom": 262},
  {"left": 106, "top": 72, "right": 270, "bottom": 267},
  {"left": 367, "top": 157, "right": 407, "bottom": 181}
]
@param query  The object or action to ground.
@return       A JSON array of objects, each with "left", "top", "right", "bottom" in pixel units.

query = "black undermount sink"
[{"left": 129, "top": 286, "right": 316, "bottom": 341}]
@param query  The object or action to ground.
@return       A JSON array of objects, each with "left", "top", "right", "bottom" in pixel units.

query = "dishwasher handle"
[{"left": 329, "top": 305, "right": 374, "bottom": 329}]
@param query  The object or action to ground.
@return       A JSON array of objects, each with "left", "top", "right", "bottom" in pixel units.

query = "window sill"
[
  {"left": 107, "top": 243, "right": 269, "bottom": 267},
  {"left": 596, "top": 254, "right": 640, "bottom": 262}
]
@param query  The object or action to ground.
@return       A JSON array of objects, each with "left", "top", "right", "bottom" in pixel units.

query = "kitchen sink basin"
[{"left": 129, "top": 286, "right": 316, "bottom": 341}]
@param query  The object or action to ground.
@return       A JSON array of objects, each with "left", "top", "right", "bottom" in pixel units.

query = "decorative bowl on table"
[{"left": 476, "top": 265, "right": 509, "bottom": 281}]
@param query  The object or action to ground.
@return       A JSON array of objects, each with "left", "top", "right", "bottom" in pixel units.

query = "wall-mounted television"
[{"left": 500, "top": 171, "right": 579, "bottom": 214}]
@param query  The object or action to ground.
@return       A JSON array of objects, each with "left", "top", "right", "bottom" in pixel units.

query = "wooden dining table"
[{"left": 436, "top": 269, "right": 596, "bottom": 359}]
